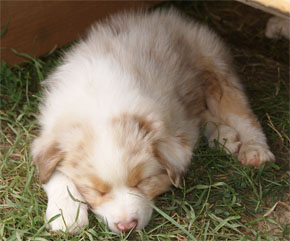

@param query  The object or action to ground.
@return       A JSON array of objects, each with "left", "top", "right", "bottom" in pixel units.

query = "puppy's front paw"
[
  {"left": 238, "top": 142, "right": 275, "bottom": 168},
  {"left": 46, "top": 201, "right": 89, "bottom": 234}
]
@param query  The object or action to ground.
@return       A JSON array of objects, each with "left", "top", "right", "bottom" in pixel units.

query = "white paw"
[
  {"left": 209, "top": 138, "right": 241, "bottom": 154},
  {"left": 45, "top": 200, "right": 89, "bottom": 234},
  {"left": 223, "top": 139, "right": 241, "bottom": 154},
  {"left": 43, "top": 171, "right": 89, "bottom": 234},
  {"left": 265, "top": 16, "right": 290, "bottom": 40},
  {"left": 238, "top": 142, "right": 275, "bottom": 167},
  {"left": 208, "top": 125, "right": 241, "bottom": 154}
]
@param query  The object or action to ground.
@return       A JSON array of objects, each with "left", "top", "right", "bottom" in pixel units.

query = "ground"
[{"left": 0, "top": 1, "right": 289, "bottom": 240}]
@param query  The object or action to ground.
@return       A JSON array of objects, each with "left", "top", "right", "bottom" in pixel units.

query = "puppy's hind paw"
[
  {"left": 238, "top": 142, "right": 275, "bottom": 168},
  {"left": 208, "top": 125, "right": 241, "bottom": 154}
]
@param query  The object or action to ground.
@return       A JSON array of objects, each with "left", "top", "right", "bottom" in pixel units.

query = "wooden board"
[
  {"left": 1, "top": 1, "right": 158, "bottom": 66},
  {"left": 236, "top": 0, "right": 290, "bottom": 19}
]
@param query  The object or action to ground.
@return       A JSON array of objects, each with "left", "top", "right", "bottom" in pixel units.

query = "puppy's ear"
[
  {"left": 153, "top": 134, "right": 192, "bottom": 188},
  {"left": 32, "top": 136, "right": 63, "bottom": 184}
]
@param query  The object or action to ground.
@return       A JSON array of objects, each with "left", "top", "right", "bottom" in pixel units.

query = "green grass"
[{"left": 1, "top": 1, "right": 289, "bottom": 240}]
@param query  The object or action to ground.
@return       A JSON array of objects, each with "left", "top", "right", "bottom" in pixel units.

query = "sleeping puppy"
[{"left": 32, "top": 8, "right": 275, "bottom": 234}]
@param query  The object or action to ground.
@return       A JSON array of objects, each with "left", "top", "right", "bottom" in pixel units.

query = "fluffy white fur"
[
  {"left": 44, "top": 171, "right": 88, "bottom": 233},
  {"left": 32, "top": 9, "right": 275, "bottom": 234}
]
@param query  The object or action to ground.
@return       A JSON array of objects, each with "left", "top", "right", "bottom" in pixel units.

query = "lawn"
[{"left": 1, "top": 1, "right": 289, "bottom": 240}]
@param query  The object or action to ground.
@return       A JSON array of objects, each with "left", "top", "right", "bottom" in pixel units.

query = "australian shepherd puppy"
[{"left": 32, "top": 8, "right": 275, "bottom": 234}]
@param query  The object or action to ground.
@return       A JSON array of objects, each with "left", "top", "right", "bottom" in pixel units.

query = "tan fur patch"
[
  {"left": 35, "top": 141, "right": 63, "bottom": 184},
  {"left": 65, "top": 168, "right": 113, "bottom": 208},
  {"left": 202, "top": 70, "right": 224, "bottom": 101},
  {"left": 126, "top": 163, "right": 145, "bottom": 187},
  {"left": 112, "top": 113, "right": 153, "bottom": 135},
  {"left": 111, "top": 113, "right": 155, "bottom": 152},
  {"left": 70, "top": 159, "right": 79, "bottom": 168},
  {"left": 179, "top": 86, "right": 206, "bottom": 119},
  {"left": 200, "top": 61, "right": 261, "bottom": 130},
  {"left": 176, "top": 133, "right": 190, "bottom": 148},
  {"left": 88, "top": 174, "right": 111, "bottom": 194},
  {"left": 133, "top": 115, "right": 153, "bottom": 137},
  {"left": 215, "top": 87, "right": 261, "bottom": 129},
  {"left": 77, "top": 184, "right": 113, "bottom": 208}
]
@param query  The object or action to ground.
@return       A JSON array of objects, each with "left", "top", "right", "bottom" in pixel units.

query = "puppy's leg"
[
  {"left": 43, "top": 171, "right": 89, "bottom": 234},
  {"left": 201, "top": 67, "right": 275, "bottom": 167},
  {"left": 203, "top": 111, "right": 241, "bottom": 154}
]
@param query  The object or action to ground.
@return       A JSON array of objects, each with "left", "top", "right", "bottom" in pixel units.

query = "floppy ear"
[
  {"left": 153, "top": 133, "right": 192, "bottom": 188},
  {"left": 32, "top": 136, "right": 63, "bottom": 184}
]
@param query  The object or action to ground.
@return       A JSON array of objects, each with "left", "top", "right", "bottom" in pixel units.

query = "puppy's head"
[{"left": 32, "top": 113, "right": 192, "bottom": 233}]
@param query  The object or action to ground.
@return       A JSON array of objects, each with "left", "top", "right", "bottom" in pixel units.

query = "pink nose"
[{"left": 115, "top": 220, "right": 138, "bottom": 232}]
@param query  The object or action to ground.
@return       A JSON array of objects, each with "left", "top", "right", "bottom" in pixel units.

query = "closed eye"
[
  {"left": 76, "top": 184, "right": 108, "bottom": 198},
  {"left": 76, "top": 184, "right": 112, "bottom": 209},
  {"left": 89, "top": 186, "right": 108, "bottom": 196}
]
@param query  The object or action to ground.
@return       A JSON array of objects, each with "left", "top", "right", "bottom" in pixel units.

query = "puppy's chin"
[{"left": 90, "top": 188, "right": 153, "bottom": 233}]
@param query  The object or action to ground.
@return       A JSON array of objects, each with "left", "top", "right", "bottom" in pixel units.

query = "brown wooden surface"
[
  {"left": 236, "top": 0, "right": 290, "bottom": 19},
  {"left": 1, "top": 1, "right": 157, "bottom": 66}
]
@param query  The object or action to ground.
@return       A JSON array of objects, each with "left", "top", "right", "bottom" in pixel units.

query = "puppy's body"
[{"left": 33, "top": 9, "right": 274, "bottom": 233}]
